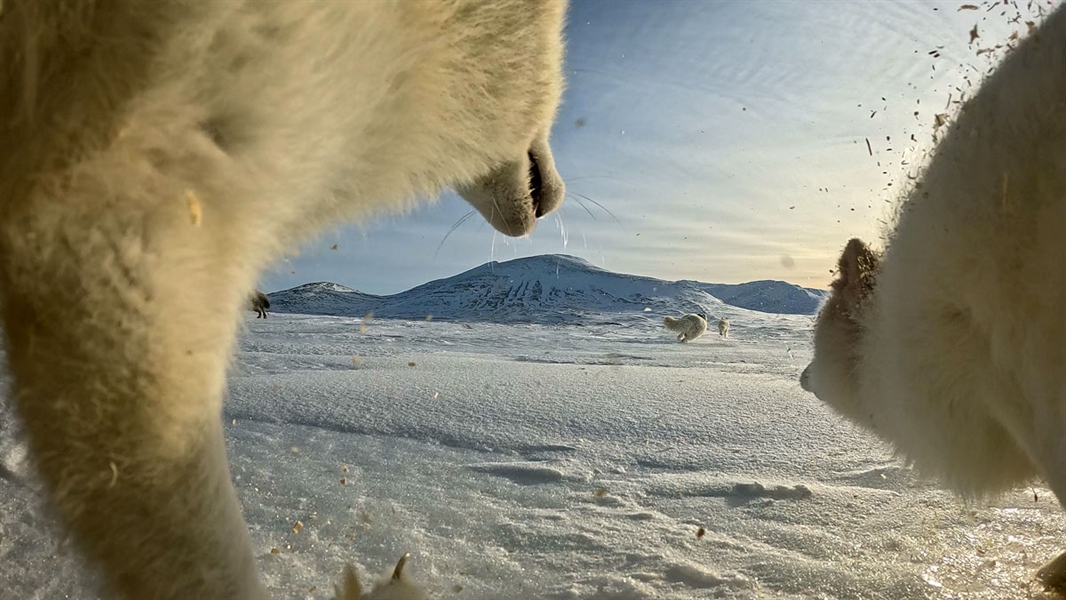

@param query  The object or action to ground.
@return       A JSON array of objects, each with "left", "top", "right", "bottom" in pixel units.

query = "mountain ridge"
[{"left": 267, "top": 254, "right": 827, "bottom": 323}]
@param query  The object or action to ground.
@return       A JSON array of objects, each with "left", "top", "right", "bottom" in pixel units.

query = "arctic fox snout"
[
  {"left": 798, "top": 365, "right": 812, "bottom": 393},
  {"left": 457, "top": 131, "right": 565, "bottom": 236}
]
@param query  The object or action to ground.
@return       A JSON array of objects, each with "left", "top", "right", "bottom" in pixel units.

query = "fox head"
[
  {"left": 800, "top": 238, "right": 880, "bottom": 428},
  {"left": 450, "top": 0, "right": 568, "bottom": 237}
]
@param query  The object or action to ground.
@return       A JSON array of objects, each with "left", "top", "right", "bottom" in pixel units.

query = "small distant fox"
[
  {"left": 248, "top": 290, "right": 270, "bottom": 319},
  {"left": 718, "top": 318, "right": 730, "bottom": 338},
  {"left": 664, "top": 313, "right": 708, "bottom": 343}
]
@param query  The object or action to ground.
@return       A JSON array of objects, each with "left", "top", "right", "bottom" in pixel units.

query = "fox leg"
[{"left": 0, "top": 132, "right": 272, "bottom": 598}]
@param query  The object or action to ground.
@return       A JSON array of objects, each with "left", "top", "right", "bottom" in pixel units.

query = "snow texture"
[{"left": 1, "top": 309, "right": 1061, "bottom": 599}]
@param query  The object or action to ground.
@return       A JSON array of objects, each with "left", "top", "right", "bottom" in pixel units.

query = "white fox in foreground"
[
  {"left": 664, "top": 313, "right": 708, "bottom": 343},
  {"left": 801, "top": 4, "right": 1065, "bottom": 591},
  {"left": 0, "top": 1, "right": 567, "bottom": 598}
]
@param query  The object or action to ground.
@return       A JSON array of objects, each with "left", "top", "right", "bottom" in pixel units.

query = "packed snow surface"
[{"left": 1, "top": 309, "right": 1061, "bottom": 599}]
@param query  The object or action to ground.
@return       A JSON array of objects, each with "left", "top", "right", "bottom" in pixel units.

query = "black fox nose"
[{"left": 529, "top": 152, "right": 545, "bottom": 217}]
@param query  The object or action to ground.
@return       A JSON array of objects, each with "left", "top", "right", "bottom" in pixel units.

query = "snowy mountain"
[
  {"left": 694, "top": 280, "right": 828, "bottom": 315},
  {"left": 267, "top": 282, "right": 380, "bottom": 317},
  {"left": 268, "top": 254, "right": 828, "bottom": 322}
]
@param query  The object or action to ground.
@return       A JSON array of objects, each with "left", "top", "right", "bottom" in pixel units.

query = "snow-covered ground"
[{"left": 1, "top": 310, "right": 1062, "bottom": 599}]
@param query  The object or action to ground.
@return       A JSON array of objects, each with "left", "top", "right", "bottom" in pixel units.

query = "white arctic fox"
[
  {"left": 664, "top": 312, "right": 708, "bottom": 343},
  {"left": 0, "top": 1, "right": 567, "bottom": 599},
  {"left": 802, "top": 4, "right": 1065, "bottom": 591}
]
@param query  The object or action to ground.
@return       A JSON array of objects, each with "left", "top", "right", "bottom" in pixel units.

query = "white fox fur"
[
  {"left": 718, "top": 318, "right": 730, "bottom": 338},
  {"left": 664, "top": 313, "right": 708, "bottom": 343},
  {"left": 802, "top": 5, "right": 1065, "bottom": 590},
  {"left": 336, "top": 556, "right": 427, "bottom": 600},
  {"left": 0, "top": 1, "right": 567, "bottom": 599}
]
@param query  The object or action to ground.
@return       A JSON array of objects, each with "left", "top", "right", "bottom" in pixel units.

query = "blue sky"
[{"left": 261, "top": 0, "right": 1052, "bottom": 296}]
